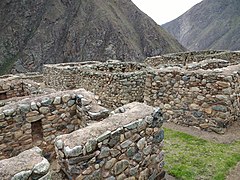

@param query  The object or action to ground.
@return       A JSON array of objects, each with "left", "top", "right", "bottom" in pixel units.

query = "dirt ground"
[{"left": 163, "top": 121, "right": 240, "bottom": 180}]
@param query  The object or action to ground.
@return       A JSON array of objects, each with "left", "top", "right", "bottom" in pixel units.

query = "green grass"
[{"left": 163, "top": 128, "right": 240, "bottom": 180}]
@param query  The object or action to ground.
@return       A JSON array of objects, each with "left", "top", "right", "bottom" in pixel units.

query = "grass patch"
[{"left": 163, "top": 128, "right": 240, "bottom": 180}]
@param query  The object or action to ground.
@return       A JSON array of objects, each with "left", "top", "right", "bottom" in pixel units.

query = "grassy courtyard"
[{"left": 163, "top": 128, "right": 240, "bottom": 180}]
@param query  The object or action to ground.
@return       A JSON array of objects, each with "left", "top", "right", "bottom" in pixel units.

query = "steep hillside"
[
  {"left": 163, "top": 0, "right": 240, "bottom": 51},
  {"left": 0, "top": 0, "right": 185, "bottom": 74}
]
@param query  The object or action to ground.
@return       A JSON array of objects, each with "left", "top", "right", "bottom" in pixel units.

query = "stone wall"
[
  {"left": 0, "top": 147, "right": 51, "bottom": 179},
  {"left": 144, "top": 65, "right": 240, "bottom": 133},
  {"left": 0, "top": 74, "right": 46, "bottom": 106},
  {"left": 43, "top": 54, "right": 240, "bottom": 133},
  {"left": 145, "top": 50, "right": 240, "bottom": 67},
  {"left": 0, "top": 75, "right": 32, "bottom": 100},
  {"left": 0, "top": 89, "right": 109, "bottom": 160},
  {"left": 55, "top": 102, "right": 165, "bottom": 179},
  {"left": 43, "top": 61, "right": 146, "bottom": 108}
]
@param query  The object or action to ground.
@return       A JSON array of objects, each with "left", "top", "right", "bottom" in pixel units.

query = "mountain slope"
[
  {"left": 163, "top": 0, "right": 240, "bottom": 51},
  {"left": 0, "top": 0, "right": 185, "bottom": 74}
]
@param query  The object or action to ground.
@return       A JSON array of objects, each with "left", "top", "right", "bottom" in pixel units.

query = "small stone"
[
  {"left": 110, "top": 149, "right": 121, "bottom": 157},
  {"left": 133, "top": 153, "right": 142, "bottom": 162},
  {"left": 91, "top": 170, "right": 102, "bottom": 179},
  {"left": 163, "top": 104, "right": 171, "bottom": 110},
  {"left": 129, "top": 166, "right": 139, "bottom": 176},
  {"left": 55, "top": 140, "right": 64, "bottom": 150},
  {"left": 108, "top": 135, "right": 120, "bottom": 148},
  {"left": 137, "top": 137, "right": 146, "bottom": 150},
  {"left": 97, "top": 131, "right": 111, "bottom": 142},
  {"left": 53, "top": 97, "right": 61, "bottom": 105},
  {"left": 41, "top": 98, "right": 53, "bottom": 106},
  {"left": 39, "top": 107, "right": 49, "bottom": 114},
  {"left": 106, "top": 176, "right": 116, "bottom": 180},
  {"left": 0, "top": 113, "right": 5, "bottom": 119},
  {"left": 38, "top": 171, "right": 51, "bottom": 180},
  {"left": 32, "top": 158, "right": 50, "bottom": 176},
  {"left": 191, "top": 87, "right": 200, "bottom": 92},
  {"left": 98, "top": 146, "right": 110, "bottom": 159},
  {"left": 26, "top": 111, "right": 39, "bottom": 117},
  {"left": 18, "top": 104, "right": 30, "bottom": 113},
  {"left": 131, "top": 134, "right": 141, "bottom": 142},
  {"left": 126, "top": 146, "right": 137, "bottom": 157},
  {"left": 81, "top": 98, "right": 91, "bottom": 106},
  {"left": 139, "top": 168, "right": 150, "bottom": 180},
  {"left": 212, "top": 105, "right": 227, "bottom": 112},
  {"left": 117, "top": 173, "right": 126, "bottom": 180},
  {"left": 67, "top": 100, "right": 75, "bottom": 107},
  {"left": 12, "top": 170, "right": 32, "bottom": 180},
  {"left": 146, "top": 128, "right": 154, "bottom": 135},
  {"left": 204, "top": 108, "right": 212, "bottom": 114},
  {"left": 31, "top": 102, "right": 38, "bottom": 110},
  {"left": 192, "top": 111, "right": 203, "bottom": 118},
  {"left": 153, "top": 129, "right": 164, "bottom": 143},
  {"left": 182, "top": 75, "right": 190, "bottom": 81},
  {"left": 105, "top": 158, "right": 117, "bottom": 170},
  {"left": 120, "top": 140, "right": 132, "bottom": 149},
  {"left": 26, "top": 114, "right": 44, "bottom": 122},
  {"left": 62, "top": 94, "right": 71, "bottom": 103},
  {"left": 143, "top": 145, "right": 152, "bottom": 155},
  {"left": 197, "top": 95, "right": 205, "bottom": 100},
  {"left": 190, "top": 103, "right": 200, "bottom": 110},
  {"left": 14, "top": 130, "right": 23, "bottom": 139},
  {"left": 216, "top": 81, "right": 230, "bottom": 88},
  {"left": 64, "top": 146, "right": 83, "bottom": 157},
  {"left": 124, "top": 121, "right": 138, "bottom": 130},
  {"left": 85, "top": 139, "right": 97, "bottom": 153},
  {"left": 3, "top": 108, "right": 15, "bottom": 116},
  {"left": 82, "top": 166, "right": 94, "bottom": 175},
  {"left": 112, "top": 160, "right": 129, "bottom": 175}
]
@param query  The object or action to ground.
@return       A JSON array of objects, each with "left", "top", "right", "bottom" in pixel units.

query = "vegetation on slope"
[{"left": 164, "top": 128, "right": 240, "bottom": 180}]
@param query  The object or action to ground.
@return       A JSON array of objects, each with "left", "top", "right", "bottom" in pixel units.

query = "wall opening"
[
  {"left": 0, "top": 91, "right": 7, "bottom": 100},
  {"left": 31, "top": 120, "right": 43, "bottom": 142}
]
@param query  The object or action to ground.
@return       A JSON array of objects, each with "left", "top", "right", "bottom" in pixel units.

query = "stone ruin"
[
  {"left": 44, "top": 50, "right": 240, "bottom": 133},
  {"left": 0, "top": 50, "right": 240, "bottom": 179}
]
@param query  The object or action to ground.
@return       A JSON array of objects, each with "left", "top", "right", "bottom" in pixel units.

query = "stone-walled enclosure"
[
  {"left": 55, "top": 102, "right": 164, "bottom": 179},
  {"left": 0, "top": 88, "right": 108, "bottom": 160},
  {"left": 0, "top": 74, "right": 42, "bottom": 101},
  {"left": 43, "top": 61, "right": 146, "bottom": 108},
  {"left": 145, "top": 50, "right": 240, "bottom": 67},
  {"left": 43, "top": 50, "right": 240, "bottom": 134},
  {"left": 1, "top": 50, "right": 240, "bottom": 179}
]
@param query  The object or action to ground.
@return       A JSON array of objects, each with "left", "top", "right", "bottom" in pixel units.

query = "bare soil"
[{"left": 163, "top": 121, "right": 240, "bottom": 180}]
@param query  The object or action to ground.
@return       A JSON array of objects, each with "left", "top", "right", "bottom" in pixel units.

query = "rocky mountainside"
[
  {"left": 163, "top": 0, "right": 240, "bottom": 51},
  {"left": 0, "top": 0, "right": 185, "bottom": 74}
]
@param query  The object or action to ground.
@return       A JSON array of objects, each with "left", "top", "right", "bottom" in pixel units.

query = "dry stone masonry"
[
  {"left": 55, "top": 102, "right": 164, "bottom": 179},
  {"left": 0, "top": 89, "right": 109, "bottom": 160},
  {"left": 1, "top": 50, "right": 240, "bottom": 179},
  {"left": 44, "top": 61, "right": 146, "bottom": 108},
  {"left": 145, "top": 50, "right": 240, "bottom": 67},
  {"left": 0, "top": 147, "right": 51, "bottom": 179},
  {"left": 43, "top": 50, "right": 240, "bottom": 133}
]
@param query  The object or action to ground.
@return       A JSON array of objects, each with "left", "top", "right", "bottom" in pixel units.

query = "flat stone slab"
[{"left": 0, "top": 147, "right": 50, "bottom": 179}]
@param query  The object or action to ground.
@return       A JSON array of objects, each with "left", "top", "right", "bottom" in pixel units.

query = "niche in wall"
[
  {"left": 0, "top": 91, "right": 7, "bottom": 100},
  {"left": 31, "top": 120, "right": 43, "bottom": 142}
]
